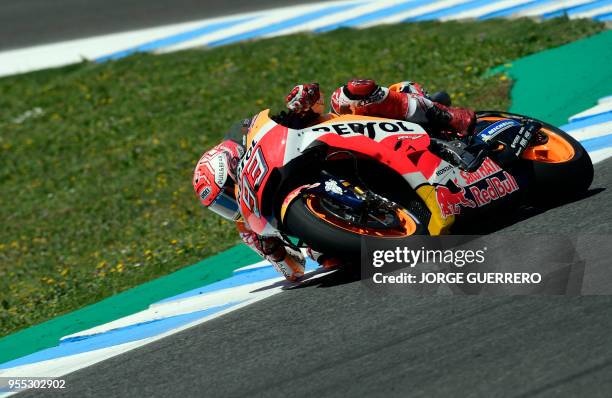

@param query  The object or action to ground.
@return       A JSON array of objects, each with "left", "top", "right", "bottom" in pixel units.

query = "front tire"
[{"left": 284, "top": 194, "right": 427, "bottom": 258}]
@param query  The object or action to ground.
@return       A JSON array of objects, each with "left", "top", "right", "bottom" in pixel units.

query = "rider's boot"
[
  {"left": 425, "top": 102, "right": 476, "bottom": 138},
  {"left": 307, "top": 248, "right": 341, "bottom": 270}
]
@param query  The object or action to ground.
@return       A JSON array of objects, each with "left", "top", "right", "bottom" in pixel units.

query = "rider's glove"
[{"left": 286, "top": 83, "right": 324, "bottom": 114}]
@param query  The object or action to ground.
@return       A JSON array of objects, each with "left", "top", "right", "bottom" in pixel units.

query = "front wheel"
[
  {"left": 477, "top": 111, "right": 594, "bottom": 201},
  {"left": 284, "top": 192, "right": 427, "bottom": 258}
]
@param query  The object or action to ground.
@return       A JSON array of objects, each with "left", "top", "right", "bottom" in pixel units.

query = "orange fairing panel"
[{"left": 246, "top": 109, "right": 273, "bottom": 148}]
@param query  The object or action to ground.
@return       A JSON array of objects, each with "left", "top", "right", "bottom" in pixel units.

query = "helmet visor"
[{"left": 208, "top": 186, "right": 239, "bottom": 221}]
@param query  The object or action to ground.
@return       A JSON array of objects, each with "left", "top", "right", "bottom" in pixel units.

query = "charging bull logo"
[
  {"left": 436, "top": 171, "right": 520, "bottom": 218},
  {"left": 436, "top": 186, "right": 476, "bottom": 218}
]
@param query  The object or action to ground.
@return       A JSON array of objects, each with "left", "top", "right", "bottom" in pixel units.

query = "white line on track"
[
  {"left": 0, "top": 13, "right": 261, "bottom": 78},
  {"left": 569, "top": 101, "right": 612, "bottom": 121},
  {"left": 156, "top": 1, "right": 356, "bottom": 52},
  {"left": 62, "top": 277, "right": 286, "bottom": 340},
  {"left": 515, "top": 0, "right": 596, "bottom": 17},
  {"left": 599, "top": 96, "right": 612, "bottom": 104},
  {"left": 263, "top": 0, "right": 408, "bottom": 36},
  {"left": 441, "top": 0, "right": 536, "bottom": 21},
  {"left": 359, "top": 0, "right": 473, "bottom": 26},
  {"left": 566, "top": 121, "right": 612, "bottom": 141},
  {"left": 572, "top": 4, "right": 612, "bottom": 18},
  {"left": 588, "top": 147, "right": 612, "bottom": 163}
]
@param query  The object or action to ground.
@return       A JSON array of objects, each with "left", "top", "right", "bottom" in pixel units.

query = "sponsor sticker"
[
  {"left": 436, "top": 171, "right": 519, "bottom": 218},
  {"left": 468, "top": 171, "right": 519, "bottom": 207},
  {"left": 309, "top": 121, "right": 415, "bottom": 139},
  {"left": 436, "top": 186, "right": 476, "bottom": 218},
  {"left": 459, "top": 157, "right": 502, "bottom": 185},
  {"left": 477, "top": 119, "right": 519, "bottom": 142},
  {"left": 214, "top": 154, "right": 227, "bottom": 187},
  {"left": 199, "top": 186, "right": 212, "bottom": 201},
  {"left": 435, "top": 164, "right": 454, "bottom": 177}
]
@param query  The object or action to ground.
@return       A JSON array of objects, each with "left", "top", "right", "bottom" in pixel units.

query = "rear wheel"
[
  {"left": 477, "top": 111, "right": 593, "bottom": 201},
  {"left": 285, "top": 192, "right": 426, "bottom": 258}
]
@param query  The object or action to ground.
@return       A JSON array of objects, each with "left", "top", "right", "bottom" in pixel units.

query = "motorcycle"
[{"left": 235, "top": 104, "right": 593, "bottom": 257}]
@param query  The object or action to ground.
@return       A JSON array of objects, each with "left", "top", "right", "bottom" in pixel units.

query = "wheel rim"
[
  {"left": 478, "top": 117, "right": 575, "bottom": 163},
  {"left": 521, "top": 128, "right": 575, "bottom": 163},
  {"left": 304, "top": 195, "right": 418, "bottom": 237}
]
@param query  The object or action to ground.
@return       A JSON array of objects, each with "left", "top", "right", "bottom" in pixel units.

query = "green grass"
[{"left": 0, "top": 18, "right": 604, "bottom": 337}]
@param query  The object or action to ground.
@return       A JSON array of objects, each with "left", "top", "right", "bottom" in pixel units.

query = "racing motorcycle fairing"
[
  {"left": 236, "top": 109, "right": 525, "bottom": 238},
  {"left": 237, "top": 110, "right": 446, "bottom": 236}
]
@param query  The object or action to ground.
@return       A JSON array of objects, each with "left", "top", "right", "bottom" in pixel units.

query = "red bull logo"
[
  {"left": 469, "top": 171, "right": 519, "bottom": 207},
  {"left": 436, "top": 170, "right": 520, "bottom": 218},
  {"left": 436, "top": 186, "right": 476, "bottom": 218}
]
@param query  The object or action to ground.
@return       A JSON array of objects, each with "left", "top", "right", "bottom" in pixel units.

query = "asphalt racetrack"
[
  {"left": 23, "top": 158, "right": 612, "bottom": 397},
  {"left": 0, "top": 0, "right": 337, "bottom": 51}
]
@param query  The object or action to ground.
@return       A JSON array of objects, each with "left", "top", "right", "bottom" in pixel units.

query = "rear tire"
[
  {"left": 527, "top": 127, "right": 593, "bottom": 200},
  {"left": 476, "top": 111, "right": 594, "bottom": 202}
]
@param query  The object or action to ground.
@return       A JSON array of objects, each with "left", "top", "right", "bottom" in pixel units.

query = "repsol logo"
[{"left": 310, "top": 121, "right": 414, "bottom": 139}]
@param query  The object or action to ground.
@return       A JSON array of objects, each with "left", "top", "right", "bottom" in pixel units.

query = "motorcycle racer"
[
  {"left": 193, "top": 79, "right": 477, "bottom": 281},
  {"left": 283, "top": 79, "right": 475, "bottom": 137}
]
